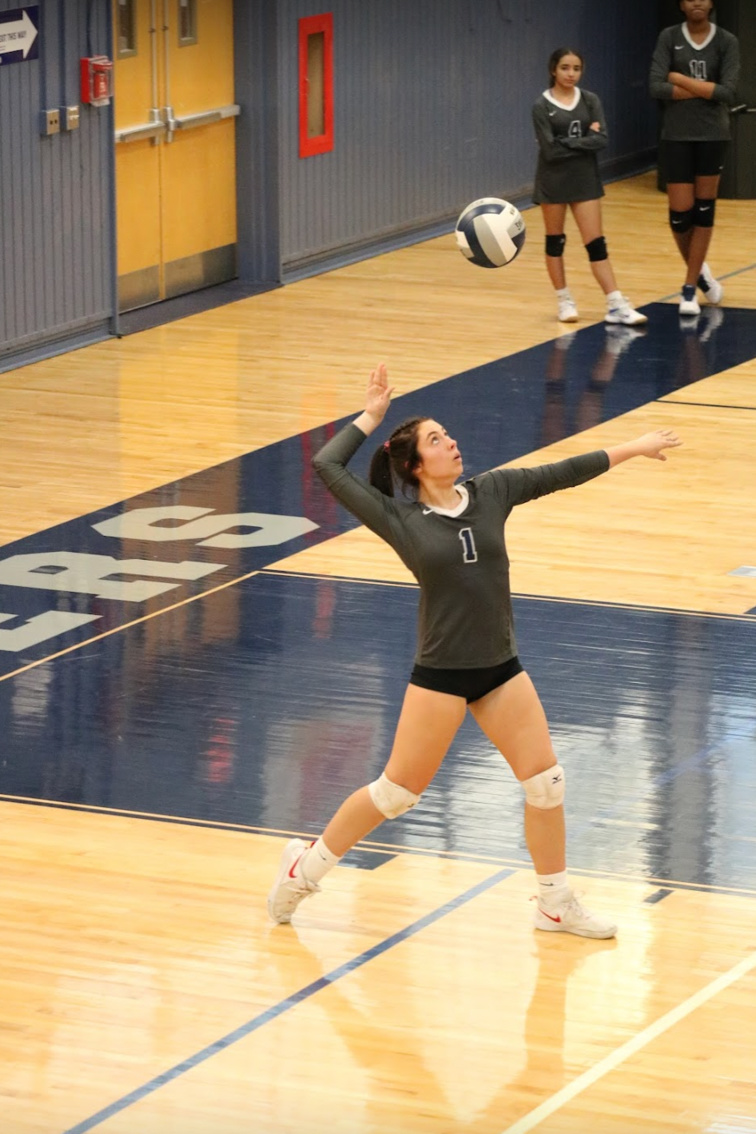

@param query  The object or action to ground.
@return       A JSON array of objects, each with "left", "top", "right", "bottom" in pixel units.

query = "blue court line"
[
  {"left": 644, "top": 888, "right": 673, "bottom": 904},
  {"left": 61, "top": 866, "right": 515, "bottom": 1134}
]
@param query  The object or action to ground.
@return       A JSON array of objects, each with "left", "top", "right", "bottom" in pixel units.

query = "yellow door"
[{"left": 113, "top": 0, "right": 239, "bottom": 312}]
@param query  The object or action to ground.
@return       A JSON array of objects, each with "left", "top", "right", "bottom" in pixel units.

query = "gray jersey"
[
  {"left": 532, "top": 89, "right": 607, "bottom": 205},
  {"left": 313, "top": 423, "right": 609, "bottom": 668},
  {"left": 650, "top": 23, "right": 740, "bottom": 140}
]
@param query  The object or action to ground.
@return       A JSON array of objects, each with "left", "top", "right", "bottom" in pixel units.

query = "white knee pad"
[
  {"left": 368, "top": 773, "right": 420, "bottom": 819},
  {"left": 522, "top": 764, "right": 565, "bottom": 810}
]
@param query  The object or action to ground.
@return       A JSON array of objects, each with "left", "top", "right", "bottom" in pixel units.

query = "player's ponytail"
[
  {"left": 369, "top": 442, "right": 394, "bottom": 497},
  {"left": 369, "top": 417, "right": 426, "bottom": 498}
]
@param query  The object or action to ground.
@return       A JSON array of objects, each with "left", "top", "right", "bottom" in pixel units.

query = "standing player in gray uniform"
[
  {"left": 532, "top": 48, "right": 647, "bottom": 327},
  {"left": 650, "top": 0, "right": 740, "bottom": 316},
  {"left": 268, "top": 364, "right": 681, "bottom": 937}
]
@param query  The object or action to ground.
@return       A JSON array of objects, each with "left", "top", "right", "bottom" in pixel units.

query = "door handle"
[
  {"left": 115, "top": 121, "right": 167, "bottom": 144},
  {"left": 163, "top": 104, "right": 240, "bottom": 140}
]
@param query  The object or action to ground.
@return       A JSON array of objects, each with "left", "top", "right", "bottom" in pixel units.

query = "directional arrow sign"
[{"left": 0, "top": 7, "right": 39, "bottom": 65}]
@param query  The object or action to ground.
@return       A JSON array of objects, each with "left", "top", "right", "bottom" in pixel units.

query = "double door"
[{"left": 113, "top": 0, "right": 239, "bottom": 311}]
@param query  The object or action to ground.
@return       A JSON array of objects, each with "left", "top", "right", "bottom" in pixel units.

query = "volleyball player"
[
  {"left": 267, "top": 363, "right": 681, "bottom": 937},
  {"left": 650, "top": 0, "right": 740, "bottom": 316},
  {"left": 532, "top": 48, "right": 648, "bottom": 327}
]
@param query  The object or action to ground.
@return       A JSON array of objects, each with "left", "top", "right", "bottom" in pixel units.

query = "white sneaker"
[
  {"left": 557, "top": 297, "right": 579, "bottom": 323},
  {"left": 605, "top": 296, "right": 648, "bottom": 326},
  {"left": 267, "top": 838, "right": 320, "bottom": 924},
  {"left": 534, "top": 892, "right": 617, "bottom": 939},
  {"left": 679, "top": 289, "right": 701, "bottom": 317},
  {"left": 697, "top": 262, "right": 723, "bottom": 305}
]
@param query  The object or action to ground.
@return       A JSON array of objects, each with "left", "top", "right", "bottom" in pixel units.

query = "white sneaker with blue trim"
[{"left": 605, "top": 296, "right": 648, "bottom": 326}]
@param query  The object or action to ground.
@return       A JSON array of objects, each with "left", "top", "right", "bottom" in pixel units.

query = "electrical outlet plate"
[
  {"left": 40, "top": 109, "right": 60, "bottom": 136},
  {"left": 63, "top": 106, "right": 80, "bottom": 131}
]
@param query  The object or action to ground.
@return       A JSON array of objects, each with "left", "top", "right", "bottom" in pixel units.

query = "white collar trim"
[
  {"left": 544, "top": 87, "right": 581, "bottom": 111},
  {"left": 682, "top": 22, "right": 716, "bottom": 50},
  {"left": 421, "top": 483, "right": 469, "bottom": 517}
]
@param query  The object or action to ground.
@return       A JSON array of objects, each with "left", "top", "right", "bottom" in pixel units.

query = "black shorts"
[
  {"left": 661, "top": 139, "right": 729, "bottom": 183},
  {"left": 409, "top": 655, "right": 524, "bottom": 703}
]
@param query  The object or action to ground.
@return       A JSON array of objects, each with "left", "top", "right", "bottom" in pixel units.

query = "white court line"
[{"left": 503, "top": 949, "right": 756, "bottom": 1134}]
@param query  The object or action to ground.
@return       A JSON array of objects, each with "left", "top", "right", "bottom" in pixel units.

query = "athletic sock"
[
  {"left": 536, "top": 870, "right": 571, "bottom": 907},
  {"left": 606, "top": 289, "right": 623, "bottom": 307},
  {"left": 556, "top": 287, "right": 572, "bottom": 299},
  {"left": 299, "top": 837, "right": 342, "bottom": 884}
]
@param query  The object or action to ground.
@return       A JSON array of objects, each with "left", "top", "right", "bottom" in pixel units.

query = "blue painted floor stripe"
[
  {"left": 3, "top": 302, "right": 756, "bottom": 678},
  {"left": 61, "top": 866, "right": 515, "bottom": 1134}
]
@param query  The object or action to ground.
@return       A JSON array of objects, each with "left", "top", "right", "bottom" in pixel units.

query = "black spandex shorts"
[
  {"left": 661, "top": 139, "right": 729, "bottom": 183},
  {"left": 409, "top": 655, "right": 524, "bottom": 703}
]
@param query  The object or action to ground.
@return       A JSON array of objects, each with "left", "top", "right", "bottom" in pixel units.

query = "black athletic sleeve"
[
  {"left": 484, "top": 450, "right": 611, "bottom": 511},
  {"left": 532, "top": 100, "right": 579, "bottom": 163},
  {"left": 712, "top": 33, "right": 740, "bottom": 105},
  {"left": 311, "top": 422, "right": 400, "bottom": 542},
  {"left": 561, "top": 132, "right": 608, "bottom": 153},
  {"left": 649, "top": 28, "right": 675, "bottom": 101}
]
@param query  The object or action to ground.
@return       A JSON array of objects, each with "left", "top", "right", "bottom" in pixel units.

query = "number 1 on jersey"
[{"left": 459, "top": 527, "right": 478, "bottom": 563}]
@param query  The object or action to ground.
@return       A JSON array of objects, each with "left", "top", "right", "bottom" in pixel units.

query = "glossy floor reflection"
[{"left": 2, "top": 571, "right": 754, "bottom": 890}]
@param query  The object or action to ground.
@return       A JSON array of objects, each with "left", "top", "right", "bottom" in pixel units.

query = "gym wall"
[
  {"left": 0, "top": 0, "right": 114, "bottom": 371},
  {"left": 269, "top": 0, "right": 660, "bottom": 279},
  {"left": 1, "top": 0, "right": 660, "bottom": 370}
]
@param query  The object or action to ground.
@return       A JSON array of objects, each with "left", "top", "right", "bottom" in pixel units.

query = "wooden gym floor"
[{"left": 1, "top": 172, "right": 755, "bottom": 1133}]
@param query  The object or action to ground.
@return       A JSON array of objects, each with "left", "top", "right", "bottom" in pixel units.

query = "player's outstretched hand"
[
  {"left": 635, "top": 429, "right": 682, "bottom": 461},
  {"left": 365, "top": 363, "right": 395, "bottom": 424}
]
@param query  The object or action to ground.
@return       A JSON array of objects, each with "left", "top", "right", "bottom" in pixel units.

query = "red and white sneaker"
[
  {"left": 534, "top": 892, "right": 617, "bottom": 939},
  {"left": 267, "top": 838, "right": 320, "bottom": 924}
]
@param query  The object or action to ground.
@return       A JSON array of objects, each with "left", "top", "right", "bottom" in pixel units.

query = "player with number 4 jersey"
[
  {"left": 531, "top": 48, "right": 647, "bottom": 327},
  {"left": 266, "top": 363, "right": 682, "bottom": 940}
]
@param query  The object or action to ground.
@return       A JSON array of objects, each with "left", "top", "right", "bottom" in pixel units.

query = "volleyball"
[{"left": 455, "top": 197, "right": 526, "bottom": 268}]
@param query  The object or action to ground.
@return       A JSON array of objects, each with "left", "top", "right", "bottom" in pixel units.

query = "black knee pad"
[
  {"left": 545, "top": 233, "right": 566, "bottom": 257},
  {"left": 693, "top": 198, "right": 716, "bottom": 227},
  {"left": 670, "top": 208, "right": 695, "bottom": 234},
  {"left": 585, "top": 236, "right": 608, "bottom": 262}
]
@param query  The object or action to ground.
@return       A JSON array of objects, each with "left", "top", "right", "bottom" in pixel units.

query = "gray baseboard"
[{"left": 282, "top": 156, "right": 657, "bottom": 283}]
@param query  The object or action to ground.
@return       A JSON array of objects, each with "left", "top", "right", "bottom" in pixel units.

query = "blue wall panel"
[
  {"left": 276, "top": 0, "right": 660, "bottom": 272},
  {"left": 1, "top": 1, "right": 662, "bottom": 356},
  {"left": 0, "top": 0, "right": 113, "bottom": 368}
]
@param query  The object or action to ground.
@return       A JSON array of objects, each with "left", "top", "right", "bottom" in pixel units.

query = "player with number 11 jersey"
[{"left": 650, "top": 17, "right": 740, "bottom": 142}]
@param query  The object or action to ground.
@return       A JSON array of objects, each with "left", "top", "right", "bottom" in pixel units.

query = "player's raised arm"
[
  {"left": 605, "top": 429, "right": 682, "bottom": 466},
  {"left": 354, "top": 363, "right": 395, "bottom": 436}
]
